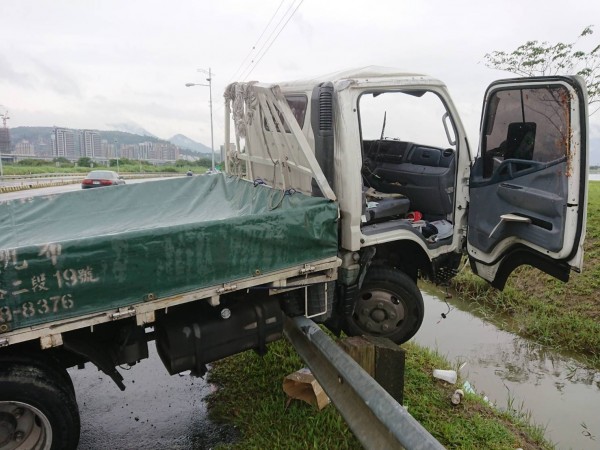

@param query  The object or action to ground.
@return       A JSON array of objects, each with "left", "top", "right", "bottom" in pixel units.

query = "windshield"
[
  {"left": 87, "top": 171, "right": 116, "bottom": 179},
  {"left": 359, "top": 90, "right": 454, "bottom": 148}
]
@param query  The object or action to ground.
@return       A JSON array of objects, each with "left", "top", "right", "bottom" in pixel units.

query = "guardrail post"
[
  {"left": 284, "top": 316, "right": 445, "bottom": 450},
  {"left": 340, "top": 336, "right": 405, "bottom": 405}
]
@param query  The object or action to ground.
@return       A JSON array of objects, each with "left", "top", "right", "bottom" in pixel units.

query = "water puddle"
[
  {"left": 71, "top": 342, "right": 238, "bottom": 449},
  {"left": 413, "top": 285, "right": 599, "bottom": 450}
]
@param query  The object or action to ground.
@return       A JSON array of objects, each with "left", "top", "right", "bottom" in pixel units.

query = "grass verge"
[
  {"left": 452, "top": 181, "right": 600, "bottom": 368},
  {"left": 207, "top": 339, "right": 552, "bottom": 449}
]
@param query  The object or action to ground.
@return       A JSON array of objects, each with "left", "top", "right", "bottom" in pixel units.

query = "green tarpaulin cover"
[{"left": 0, "top": 174, "right": 339, "bottom": 332}]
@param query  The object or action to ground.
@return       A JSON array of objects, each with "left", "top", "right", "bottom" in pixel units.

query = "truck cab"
[{"left": 224, "top": 66, "right": 588, "bottom": 344}]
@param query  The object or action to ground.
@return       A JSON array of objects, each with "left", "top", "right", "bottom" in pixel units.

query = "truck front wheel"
[
  {"left": 0, "top": 362, "right": 80, "bottom": 450},
  {"left": 343, "top": 267, "right": 424, "bottom": 344}
]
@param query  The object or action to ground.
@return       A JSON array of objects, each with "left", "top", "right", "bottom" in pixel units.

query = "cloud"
[
  {"left": 0, "top": 55, "right": 33, "bottom": 88},
  {"left": 2, "top": 0, "right": 599, "bottom": 145},
  {"left": 0, "top": 54, "right": 81, "bottom": 98},
  {"left": 31, "top": 58, "right": 82, "bottom": 98}
]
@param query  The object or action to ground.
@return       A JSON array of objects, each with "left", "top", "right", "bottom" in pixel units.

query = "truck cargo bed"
[{"left": 0, "top": 174, "right": 339, "bottom": 334}]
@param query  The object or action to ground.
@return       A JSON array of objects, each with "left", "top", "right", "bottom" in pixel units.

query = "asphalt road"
[
  {"left": 70, "top": 343, "right": 237, "bottom": 449},
  {"left": 0, "top": 176, "right": 173, "bottom": 201}
]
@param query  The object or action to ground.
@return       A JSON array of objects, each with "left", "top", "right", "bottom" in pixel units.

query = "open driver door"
[{"left": 467, "top": 76, "right": 588, "bottom": 289}]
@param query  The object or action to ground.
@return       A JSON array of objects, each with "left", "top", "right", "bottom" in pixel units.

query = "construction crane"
[{"left": 0, "top": 110, "right": 9, "bottom": 128}]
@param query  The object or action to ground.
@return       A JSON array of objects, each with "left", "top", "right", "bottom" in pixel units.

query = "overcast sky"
[{"left": 1, "top": 0, "right": 599, "bottom": 162}]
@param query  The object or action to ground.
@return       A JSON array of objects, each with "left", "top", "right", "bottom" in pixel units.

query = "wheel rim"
[
  {"left": 0, "top": 401, "right": 52, "bottom": 450},
  {"left": 354, "top": 287, "right": 406, "bottom": 335}
]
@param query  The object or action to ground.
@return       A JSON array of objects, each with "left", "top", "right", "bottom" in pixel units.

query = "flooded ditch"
[{"left": 414, "top": 284, "right": 599, "bottom": 449}]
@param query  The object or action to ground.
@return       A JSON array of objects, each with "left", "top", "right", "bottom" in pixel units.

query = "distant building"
[
  {"left": 73, "top": 130, "right": 83, "bottom": 158},
  {"left": 0, "top": 128, "right": 10, "bottom": 154},
  {"left": 99, "top": 139, "right": 110, "bottom": 159},
  {"left": 83, "top": 130, "right": 101, "bottom": 158},
  {"left": 35, "top": 140, "right": 53, "bottom": 157},
  {"left": 14, "top": 140, "right": 35, "bottom": 156},
  {"left": 16, "top": 126, "right": 185, "bottom": 163},
  {"left": 153, "top": 143, "right": 179, "bottom": 162},
  {"left": 220, "top": 143, "right": 236, "bottom": 162},
  {"left": 53, "top": 128, "right": 76, "bottom": 158},
  {"left": 139, "top": 142, "right": 153, "bottom": 160},
  {"left": 121, "top": 144, "right": 138, "bottom": 160}
]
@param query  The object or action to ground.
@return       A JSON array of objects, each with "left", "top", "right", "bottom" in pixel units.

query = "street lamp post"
[
  {"left": 185, "top": 67, "right": 215, "bottom": 172},
  {"left": 114, "top": 139, "right": 120, "bottom": 174},
  {"left": 0, "top": 107, "right": 6, "bottom": 178}
]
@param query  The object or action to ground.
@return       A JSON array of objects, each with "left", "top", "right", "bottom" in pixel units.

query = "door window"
[
  {"left": 263, "top": 94, "right": 308, "bottom": 133},
  {"left": 482, "top": 87, "right": 570, "bottom": 178}
]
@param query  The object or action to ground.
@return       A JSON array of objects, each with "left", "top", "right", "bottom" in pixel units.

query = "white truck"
[
  {"left": 0, "top": 66, "right": 588, "bottom": 449},
  {"left": 223, "top": 66, "right": 588, "bottom": 342}
]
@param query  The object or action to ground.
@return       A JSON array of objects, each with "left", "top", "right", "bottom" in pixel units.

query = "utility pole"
[
  {"left": 207, "top": 67, "right": 215, "bottom": 173},
  {"left": 185, "top": 67, "right": 215, "bottom": 172},
  {"left": 0, "top": 110, "right": 10, "bottom": 178}
]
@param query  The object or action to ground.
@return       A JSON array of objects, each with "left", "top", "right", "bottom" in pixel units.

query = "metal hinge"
[
  {"left": 299, "top": 264, "right": 316, "bottom": 275},
  {"left": 110, "top": 307, "right": 136, "bottom": 320},
  {"left": 40, "top": 334, "right": 63, "bottom": 349}
]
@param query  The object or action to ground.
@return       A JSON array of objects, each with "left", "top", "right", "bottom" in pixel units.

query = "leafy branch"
[{"left": 484, "top": 26, "right": 600, "bottom": 115}]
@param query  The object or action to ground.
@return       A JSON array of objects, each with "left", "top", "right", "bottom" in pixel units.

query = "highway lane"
[{"left": 0, "top": 176, "right": 175, "bottom": 201}]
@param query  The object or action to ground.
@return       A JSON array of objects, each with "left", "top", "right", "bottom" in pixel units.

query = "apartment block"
[{"left": 53, "top": 128, "right": 76, "bottom": 158}]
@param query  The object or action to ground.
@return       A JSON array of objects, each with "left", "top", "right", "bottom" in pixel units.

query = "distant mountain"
[
  {"left": 100, "top": 130, "right": 166, "bottom": 145},
  {"left": 9, "top": 127, "right": 168, "bottom": 146},
  {"left": 168, "top": 134, "right": 212, "bottom": 154},
  {"left": 9, "top": 126, "right": 54, "bottom": 143},
  {"left": 8, "top": 127, "right": 217, "bottom": 163},
  {"left": 108, "top": 122, "right": 157, "bottom": 138}
]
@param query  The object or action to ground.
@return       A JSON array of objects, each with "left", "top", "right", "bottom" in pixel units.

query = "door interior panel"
[
  {"left": 468, "top": 161, "right": 567, "bottom": 254},
  {"left": 496, "top": 183, "right": 564, "bottom": 217}
]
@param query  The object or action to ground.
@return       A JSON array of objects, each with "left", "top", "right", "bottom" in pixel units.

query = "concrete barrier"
[{"left": 0, "top": 179, "right": 79, "bottom": 194}]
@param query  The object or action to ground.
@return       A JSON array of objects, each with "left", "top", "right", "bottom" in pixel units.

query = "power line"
[
  {"left": 239, "top": 0, "right": 302, "bottom": 80},
  {"left": 208, "top": 0, "right": 305, "bottom": 140},
  {"left": 239, "top": 0, "right": 305, "bottom": 81},
  {"left": 229, "top": 0, "right": 286, "bottom": 83}
]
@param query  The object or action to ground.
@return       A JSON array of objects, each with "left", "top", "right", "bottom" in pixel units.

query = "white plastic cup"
[{"left": 432, "top": 369, "right": 457, "bottom": 384}]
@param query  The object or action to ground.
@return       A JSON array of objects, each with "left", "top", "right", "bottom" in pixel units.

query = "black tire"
[
  {"left": 0, "top": 354, "right": 75, "bottom": 399},
  {"left": 0, "top": 362, "right": 80, "bottom": 450},
  {"left": 343, "top": 267, "right": 424, "bottom": 344}
]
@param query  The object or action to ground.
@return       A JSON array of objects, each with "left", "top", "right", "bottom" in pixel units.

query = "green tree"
[
  {"left": 484, "top": 26, "right": 600, "bottom": 114},
  {"left": 52, "top": 157, "right": 71, "bottom": 167},
  {"left": 119, "top": 158, "right": 134, "bottom": 165},
  {"left": 109, "top": 158, "right": 133, "bottom": 167},
  {"left": 196, "top": 157, "right": 212, "bottom": 167},
  {"left": 17, "top": 158, "right": 46, "bottom": 166},
  {"left": 174, "top": 159, "right": 187, "bottom": 167},
  {"left": 77, "top": 157, "right": 93, "bottom": 167}
]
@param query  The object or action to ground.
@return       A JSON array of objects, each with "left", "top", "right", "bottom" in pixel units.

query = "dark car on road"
[{"left": 81, "top": 170, "right": 126, "bottom": 189}]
